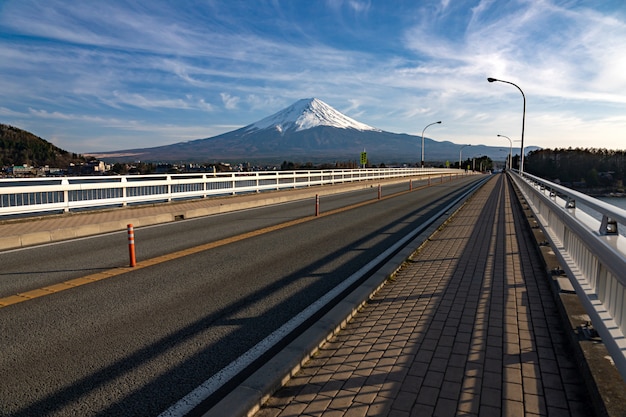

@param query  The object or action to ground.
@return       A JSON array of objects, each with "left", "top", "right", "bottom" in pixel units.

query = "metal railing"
[
  {"left": 509, "top": 170, "right": 626, "bottom": 381},
  {"left": 0, "top": 167, "right": 464, "bottom": 217}
]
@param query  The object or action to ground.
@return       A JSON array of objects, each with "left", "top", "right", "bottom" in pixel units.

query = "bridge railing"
[
  {"left": 509, "top": 170, "right": 626, "bottom": 382},
  {"left": 0, "top": 167, "right": 464, "bottom": 217}
]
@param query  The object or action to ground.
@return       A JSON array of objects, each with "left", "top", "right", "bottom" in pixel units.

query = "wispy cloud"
[
  {"left": 403, "top": 0, "right": 626, "bottom": 103},
  {"left": 326, "top": 0, "right": 372, "bottom": 14},
  {"left": 0, "top": 107, "right": 26, "bottom": 118},
  {"left": 220, "top": 93, "right": 240, "bottom": 110}
]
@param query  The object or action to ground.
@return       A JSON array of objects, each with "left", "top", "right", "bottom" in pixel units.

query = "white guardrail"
[
  {"left": 509, "top": 170, "right": 626, "bottom": 381},
  {"left": 0, "top": 167, "right": 464, "bottom": 217}
]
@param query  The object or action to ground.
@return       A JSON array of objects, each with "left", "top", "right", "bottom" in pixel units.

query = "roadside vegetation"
[{"left": 525, "top": 148, "right": 626, "bottom": 194}]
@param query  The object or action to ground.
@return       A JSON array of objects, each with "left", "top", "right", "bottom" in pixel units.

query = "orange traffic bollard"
[
  {"left": 127, "top": 224, "right": 136, "bottom": 267},
  {"left": 315, "top": 194, "right": 320, "bottom": 216}
]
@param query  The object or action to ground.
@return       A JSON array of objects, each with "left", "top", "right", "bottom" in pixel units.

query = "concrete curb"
[
  {"left": 0, "top": 235, "right": 21, "bottom": 250},
  {"left": 0, "top": 214, "right": 179, "bottom": 251}
]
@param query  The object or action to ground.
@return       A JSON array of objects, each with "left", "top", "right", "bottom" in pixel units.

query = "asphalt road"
[{"left": 0, "top": 176, "right": 484, "bottom": 417}]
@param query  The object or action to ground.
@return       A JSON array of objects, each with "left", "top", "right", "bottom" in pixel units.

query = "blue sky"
[{"left": 1, "top": 0, "right": 625, "bottom": 155}]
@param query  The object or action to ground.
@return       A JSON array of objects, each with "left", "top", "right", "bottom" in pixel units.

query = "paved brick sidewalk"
[{"left": 254, "top": 175, "right": 592, "bottom": 417}]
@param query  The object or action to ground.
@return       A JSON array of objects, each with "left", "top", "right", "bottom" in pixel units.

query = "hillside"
[{"left": 0, "top": 124, "right": 87, "bottom": 167}]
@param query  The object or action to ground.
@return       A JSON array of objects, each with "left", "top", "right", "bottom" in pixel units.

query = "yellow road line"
[{"left": 0, "top": 182, "right": 432, "bottom": 308}]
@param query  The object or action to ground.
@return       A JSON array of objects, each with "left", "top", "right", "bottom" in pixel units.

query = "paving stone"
[
  {"left": 502, "top": 399, "right": 524, "bottom": 417},
  {"left": 302, "top": 396, "right": 333, "bottom": 415},
  {"left": 416, "top": 386, "right": 439, "bottom": 407}
]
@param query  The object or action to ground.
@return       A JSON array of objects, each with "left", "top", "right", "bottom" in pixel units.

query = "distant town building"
[
  {"left": 67, "top": 160, "right": 108, "bottom": 175},
  {"left": 11, "top": 165, "right": 39, "bottom": 177}
]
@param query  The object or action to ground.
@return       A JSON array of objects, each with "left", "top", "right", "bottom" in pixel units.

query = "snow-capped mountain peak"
[{"left": 246, "top": 98, "right": 379, "bottom": 134}]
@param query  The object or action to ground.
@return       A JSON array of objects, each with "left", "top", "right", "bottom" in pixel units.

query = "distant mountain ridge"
[{"left": 86, "top": 98, "right": 533, "bottom": 164}]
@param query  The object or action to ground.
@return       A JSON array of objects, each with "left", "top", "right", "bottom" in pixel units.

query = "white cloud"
[
  {"left": 0, "top": 107, "right": 26, "bottom": 117},
  {"left": 220, "top": 93, "right": 240, "bottom": 110},
  {"left": 197, "top": 99, "right": 214, "bottom": 112},
  {"left": 348, "top": 1, "right": 371, "bottom": 13},
  {"left": 27, "top": 108, "right": 143, "bottom": 128}
]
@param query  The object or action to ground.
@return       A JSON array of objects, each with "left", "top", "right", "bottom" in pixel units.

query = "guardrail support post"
[
  {"left": 600, "top": 216, "right": 618, "bottom": 235},
  {"left": 127, "top": 224, "right": 136, "bottom": 267}
]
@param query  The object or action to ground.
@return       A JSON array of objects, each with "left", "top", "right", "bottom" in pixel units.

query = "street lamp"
[
  {"left": 497, "top": 134, "right": 512, "bottom": 170},
  {"left": 487, "top": 77, "right": 526, "bottom": 175},
  {"left": 459, "top": 144, "right": 471, "bottom": 170},
  {"left": 421, "top": 121, "right": 442, "bottom": 168}
]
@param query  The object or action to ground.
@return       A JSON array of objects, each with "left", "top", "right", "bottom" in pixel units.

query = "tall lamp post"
[
  {"left": 459, "top": 144, "right": 471, "bottom": 170},
  {"left": 421, "top": 121, "right": 442, "bottom": 168},
  {"left": 487, "top": 78, "right": 526, "bottom": 175},
  {"left": 497, "top": 134, "right": 512, "bottom": 170}
]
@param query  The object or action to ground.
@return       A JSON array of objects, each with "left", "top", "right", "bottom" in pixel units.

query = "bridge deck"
[
  {"left": 2, "top": 174, "right": 610, "bottom": 416},
  {"left": 250, "top": 174, "right": 593, "bottom": 417}
]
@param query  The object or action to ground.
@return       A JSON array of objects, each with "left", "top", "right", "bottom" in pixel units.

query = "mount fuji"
[
  {"left": 91, "top": 98, "right": 495, "bottom": 164},
  {"left": 247, "top": 98, "right": 380, "bottom": 133}
]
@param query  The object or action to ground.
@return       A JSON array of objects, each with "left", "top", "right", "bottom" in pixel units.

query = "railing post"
[
  {"left": 120, "top": 176, "right": 128, "bottom": 207},
  {"left": 61, "top": 178, "right": 70, "bottom": 213},
  {"left": 166, "top": 175, "right": 172, "bottom": 202}
]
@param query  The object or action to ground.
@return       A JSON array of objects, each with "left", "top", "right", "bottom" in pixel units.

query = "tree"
[{"left": 525, "top": 147, "right": 626, "bottom": 191}]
